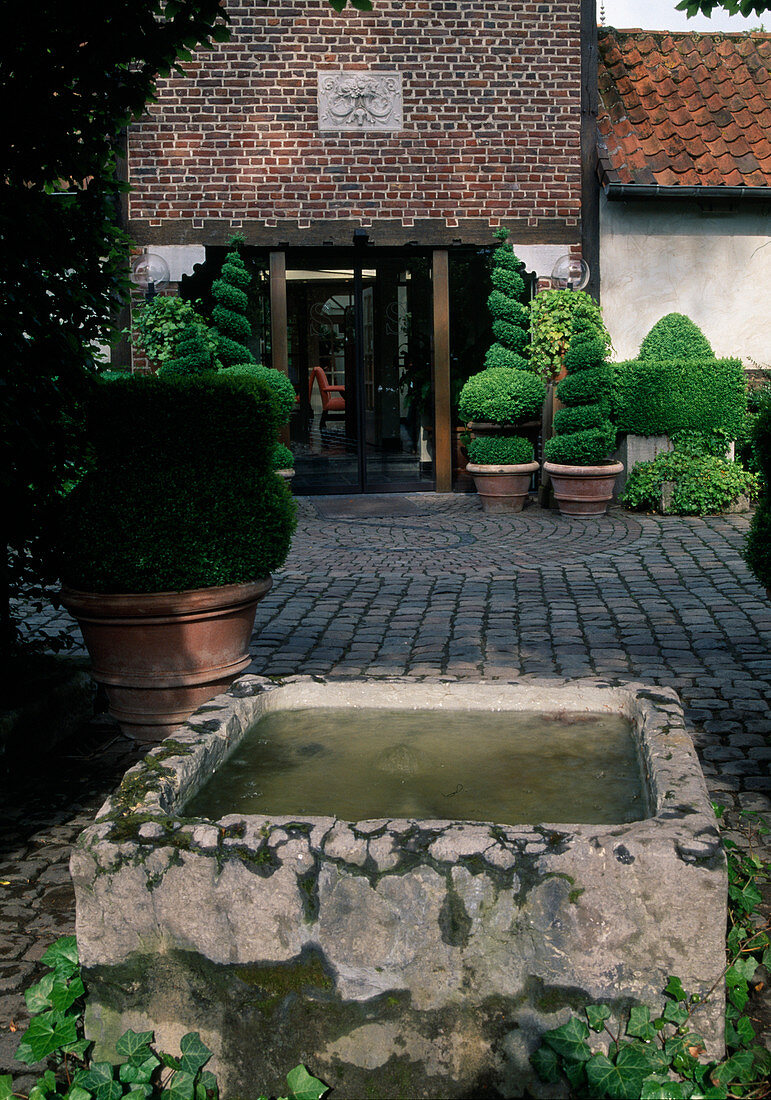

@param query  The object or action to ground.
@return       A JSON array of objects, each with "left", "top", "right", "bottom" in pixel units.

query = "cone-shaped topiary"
[
  {"left": 543, "top": 301, "right": 615, "bottom": 466},
  {"left": 212, "top": 242, "right": 256, "bottom": 368},
  {"left": 157, "top": 322, "right": 217, "bottom": 378},
  {"left": 638, "top": 313, "right": 714, "bottom": 362},
  {"left": 484, "top": 228, "right": 530, "bottom": 371}
]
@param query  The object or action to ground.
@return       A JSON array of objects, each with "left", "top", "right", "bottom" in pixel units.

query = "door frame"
[{"left": 269, "top": 245, "right": 452, "bottom": 494}]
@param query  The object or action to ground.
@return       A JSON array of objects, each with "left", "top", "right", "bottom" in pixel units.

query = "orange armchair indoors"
[{"left": 309, "top": 365, "right": 345, "bottom": 429}]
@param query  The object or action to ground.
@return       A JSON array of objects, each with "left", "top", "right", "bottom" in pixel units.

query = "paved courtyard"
[{"left": 2, "top": 495, "right": 770, "bottom": 1085}]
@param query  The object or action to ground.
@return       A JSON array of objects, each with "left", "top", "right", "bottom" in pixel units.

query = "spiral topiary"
[
  {"left": 157, "top": 322, "right": 217, "bottom": 378},
  {"left": 211, "top": 242, "right": 256, "bottom": 368},
  {"left": 484, "top": 228, "right": 530, "bottom": 371},
  {"left": 543, "top": 302, "right": 615, "bottom": 466}
]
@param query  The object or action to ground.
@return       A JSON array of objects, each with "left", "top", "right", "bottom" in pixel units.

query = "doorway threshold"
[{"left": 311, "top": 494, "right": 422, "bottom": 519}]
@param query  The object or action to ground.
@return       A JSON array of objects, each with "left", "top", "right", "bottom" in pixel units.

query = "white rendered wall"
[{"left": 600, "top": 192, "right": 771, "bottom": 366}]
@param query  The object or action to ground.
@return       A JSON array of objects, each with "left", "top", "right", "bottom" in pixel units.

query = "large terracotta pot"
[
  {"left": 465, "top": 461, "right": 539, "bottom": 513},
  {"left": 60, "top": 579, "right": 272, "bottom": 742},
  {"left": 543, "top": 460, "right": 624, "bottom": 517}
]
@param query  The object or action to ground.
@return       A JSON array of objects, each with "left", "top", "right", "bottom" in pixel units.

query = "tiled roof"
[{"left": 597, "top": 28, "right": 771, "bottom": 192}]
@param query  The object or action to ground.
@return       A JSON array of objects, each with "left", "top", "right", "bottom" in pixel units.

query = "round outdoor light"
[
  {"left": 551, "top": 254, "right": 590, "bottom": 291},
  {"left": 130, "top": 253, "right": 170, "bottom": 299}
]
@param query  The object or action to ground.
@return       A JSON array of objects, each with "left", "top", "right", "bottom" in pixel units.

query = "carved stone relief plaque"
[{"left": 318, "top": 71, "right": 403, "bottom": 132}]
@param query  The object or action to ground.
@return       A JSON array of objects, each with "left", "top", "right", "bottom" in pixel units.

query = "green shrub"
[
  {"left": 130, "top": 295, "right": 217, "bottom": 368},
  {"left": 528, "top": 288, "right": 612, "bottom": 381},
  {"left": 271, "top": 442, "right": 295, "bottom": 470},
  {"left": 222, "top": 363, "right": 297, "bottom": 423},
  {"left": 55, "top": 374, "right": 296, "bottom": 593},
  {"left": 638, "top": 312, "right": 714, "bottom": 362},
  {"left": 622, "top": 451, "right": 758, "bottom": 515},
  {"left": 543, "top": 303, "right": 616, "bottom": 466},
  {"left": 466, "top": 435, "right": 534, "bottom": 465},
  {"left": 157, "top": 320, "right": 218, "bottom": 377},
  {"left": 458, "top": 367, "right": 546, "bottom": 425},
  {"left": 613, "top": 357, "right": 747, "bottom": 438},
  {"left": 211, "top": 242, "right": 256, "bottom": 368},
  {"left": 483, "top": 228, "right": 530, "bottom": 371},
  {"left": 744, "top": 396, "right": 771, "bottom": 588}
]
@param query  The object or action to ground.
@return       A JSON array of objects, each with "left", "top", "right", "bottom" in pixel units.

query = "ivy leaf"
[
  {"left": 286, "top": 1064, "right": 329, "bottom": 1100},
  {"left": 585, "top": 1051, "right": 649, "bottom": 1099},
  {"left": 0, "top": 1078, "right": 12, "bottom": 1100},
  {"left": 116, "top": 1029, "right": 155, "bottom": 1061},
  {"left": 41, "top": 936, "right": 79, "bottom": 979},
  {"left": 15, "top": 1009, "right": 78, "bottom": 1064},
  {"left": 626, "top": 1005, "right": 656, "bottom": 1041},
  {"left": 179, "top": 1032, "right": 212, "bottom": 1076},
  {"left": 163, "top": 1070, "right": 197, "bottom": 1100},
  {"left": 662, "top": 999, "right": 689, "bottom": 1026},
  {"left": 64, "top": 1088, "right": 93, "bottom": 1100},
  {"left": 586, "top": 1004, "right": 612, "bottom": 1032},
  {"left": 75, "top": 1061, "right": 112, "bottom": 1083},
  {"left": 24, "top": 972, "right": 56, "bottom": 1015},
  {"left": 563, "top": 1059, "right": 587, "bottom": 1090},
  {"left": 640, "top": 1076, "right": 688, "bottom": 1099},
  {"left": 530, "top": 1044, "right": 561, "bottom": 1083},
  {"left": 733, "top": 1013, "right": 756, "bottom": 1047},
  {"left": 119, "top": 1055, "right": 159, "bottom": 1084},
  {"left": 664, "top": 976, "right": 687, "bottom": 1003},
  {"left": 542, "top": 1016, "right": 592, "bottom": 1062},
  {"left": 27, "top": 1068, "right": 59, "bottom": 1100},
  {"left": 710, "top": 1049, "right": 756, "bottom": 1086},
  {"left": 51, "top": 973, "right": 85, "bottom": 1012}
]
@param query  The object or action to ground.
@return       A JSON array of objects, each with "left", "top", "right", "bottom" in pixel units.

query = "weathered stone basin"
[{"left": 71, "top": 677, "right": 726, "bottom": 1100}]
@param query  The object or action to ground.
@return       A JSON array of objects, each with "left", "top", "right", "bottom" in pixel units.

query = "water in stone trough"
[{"left": 184, "top": 708, "right": 646, "bottom": 825}]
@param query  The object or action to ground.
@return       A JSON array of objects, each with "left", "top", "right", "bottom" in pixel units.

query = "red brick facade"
[{"left": 128, "top": 0, "right": 587, "bottom": 248}]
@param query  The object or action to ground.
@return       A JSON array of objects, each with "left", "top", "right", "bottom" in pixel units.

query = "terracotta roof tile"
[{"left": 597, "top": 29, "right": 771, "bottom": 191}]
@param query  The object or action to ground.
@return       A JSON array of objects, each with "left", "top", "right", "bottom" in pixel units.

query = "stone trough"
[{"left": 71, "top": 677, "right": 726, "bottom": 1099}]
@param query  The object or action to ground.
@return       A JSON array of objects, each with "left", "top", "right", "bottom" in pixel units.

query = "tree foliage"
[
  {"left": 677, "top": 0, "right": 770, "bottom": 15},
  {"left": 1, "top": 1, "right": 230, "bottom": 648}
]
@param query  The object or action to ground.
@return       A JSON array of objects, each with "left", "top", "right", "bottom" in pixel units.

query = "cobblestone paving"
[{"left": 2, "top": 495, "right": 770, "bottom": 1082}]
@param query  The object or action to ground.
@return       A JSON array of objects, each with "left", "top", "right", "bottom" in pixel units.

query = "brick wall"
[{"left": 128, "top": 0, "right": 585, "bottom": 247}]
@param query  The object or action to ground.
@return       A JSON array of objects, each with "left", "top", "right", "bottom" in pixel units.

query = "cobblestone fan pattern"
[{"left": 2, "top": 497, "right": 770, "bottom": 1081}]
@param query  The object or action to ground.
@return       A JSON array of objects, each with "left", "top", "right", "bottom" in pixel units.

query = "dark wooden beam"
[
  {"left": 129, "top": 217, "right": 582, "bottom": 250},
  {"left": 269, "top": 252, "right": 290, "bottom": 445},
  {"left": 269, "top": 251, "right": 288, "bottom": 376},
  {"left": 432, "top": 250, "right": 452, "bottom": 494}
]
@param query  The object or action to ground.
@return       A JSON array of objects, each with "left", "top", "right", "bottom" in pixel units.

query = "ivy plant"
[
  {"left": 528, "top": 289, "right": 612, "bottom": 382},
  {"left": 131, "top": 297, "right": 218, "bottom": 370},
  {"left": 531, "top": 810, "right": 771, "bottom": 1099},
  {"left": 4, "top": 937, "right": 328, "bottom": 1100}
]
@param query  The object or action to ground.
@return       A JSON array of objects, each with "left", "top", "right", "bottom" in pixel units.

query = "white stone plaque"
[{"left": 318, "top": 70, "right": 403, "bottom": 132}]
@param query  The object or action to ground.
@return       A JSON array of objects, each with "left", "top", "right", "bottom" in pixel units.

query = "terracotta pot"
[
  {"left": 465, "top": 461, "right": 539, "bottom": 513},
  {"left": 60, "top": 579, "right": 272, "bottom": 742},
  {"left": 542, "top": 460, "right": 624, "bottom": 517}
]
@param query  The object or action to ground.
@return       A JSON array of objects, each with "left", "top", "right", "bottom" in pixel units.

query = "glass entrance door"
[{"left": 286, "top": 252, "right": 434, "bottom": 493}]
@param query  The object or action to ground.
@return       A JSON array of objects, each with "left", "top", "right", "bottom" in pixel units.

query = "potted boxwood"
[
  {"left": 458, "top": 368, "right": 546, "bottom": 510},
  {"left": 55, "top": 372, "right": 296, "bottom": 742},
  {"left": 464, "top": 434, "right": 539, "bottom": 513},
  {"left": 542, "top": 303, "right": 622, "bottom": 516}
]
